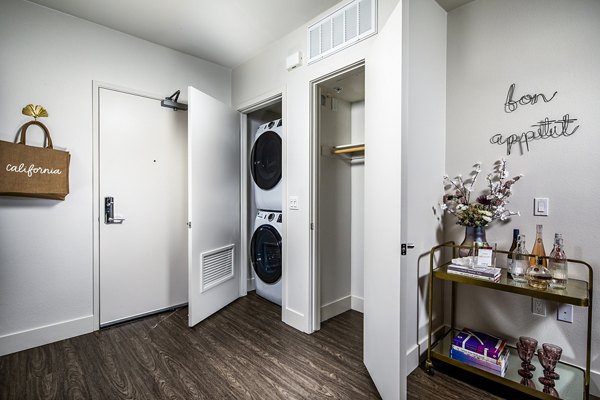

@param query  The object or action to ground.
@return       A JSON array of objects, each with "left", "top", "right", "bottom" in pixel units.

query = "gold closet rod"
[{"left": 331, "top": 143, "right": 365, "bottom": 155}]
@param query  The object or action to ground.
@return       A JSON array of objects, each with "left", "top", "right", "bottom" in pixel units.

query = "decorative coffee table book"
[
  {"left": 446, "top": 259, "right": 501, "bottom": 282},
  {"left": 452, "top": 328, "right": 506, "bottom": 359},
  {"left": 451, "top": 328, "right": 509, "bottom": 376}
]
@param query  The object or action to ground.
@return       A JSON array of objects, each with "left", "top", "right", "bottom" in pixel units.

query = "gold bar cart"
[{"left": 425, "top": 242, "right": 593, "bottom": 400}]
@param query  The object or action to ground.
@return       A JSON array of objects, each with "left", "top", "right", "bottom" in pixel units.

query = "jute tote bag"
[{"left": 0, "top": 121, "right": 70, "bottom": 200}]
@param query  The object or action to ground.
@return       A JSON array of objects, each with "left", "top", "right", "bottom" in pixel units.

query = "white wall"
[
  {"left": 446, "top": 0, "right": 600, "bottom": 393},
  {"left": 0, "top": 0, "right": 231, "bottom": 355},
  {"left": 319, "top": 96, "right": 352, "bottom": 318},
  {"left": 350, "top": 101, "right": 365, "bottom": 309}
]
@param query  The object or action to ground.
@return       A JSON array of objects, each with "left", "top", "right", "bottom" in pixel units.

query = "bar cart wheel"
[{"left": 425, "top": 360, "right": 434, "bottom": 376}]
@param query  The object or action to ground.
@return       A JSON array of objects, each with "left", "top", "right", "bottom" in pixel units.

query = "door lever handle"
[{"left": 104, "top": 196, "right": 125, "bottom": 224}]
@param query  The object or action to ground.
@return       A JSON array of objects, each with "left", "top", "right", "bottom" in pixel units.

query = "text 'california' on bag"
[{"left": 0, "top": 120, "right": 70, "bottom": 200}]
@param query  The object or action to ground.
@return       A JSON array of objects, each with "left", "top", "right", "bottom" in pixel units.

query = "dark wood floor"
[
  {"left": 1, "top": 293, "right": 379, "bottom": 399},
  {"left": 1, "top": 293, "right": 595, "bottom": 399}
]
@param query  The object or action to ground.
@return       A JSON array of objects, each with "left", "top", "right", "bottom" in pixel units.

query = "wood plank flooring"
[
  {"left": 1, "top": 293, "right": 379, "bottom": 399},
  {"left": 2, "top": 293, "right": 595, "bottom": 399}
]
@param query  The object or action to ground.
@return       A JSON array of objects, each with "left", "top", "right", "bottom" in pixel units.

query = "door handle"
[{"left": 104, "top": 196, "right": 125, "bottom": 224}]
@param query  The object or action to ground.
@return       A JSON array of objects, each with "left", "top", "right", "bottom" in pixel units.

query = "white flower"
[{"left": 440, "top": 203, "right": 447, "bottom": 210}]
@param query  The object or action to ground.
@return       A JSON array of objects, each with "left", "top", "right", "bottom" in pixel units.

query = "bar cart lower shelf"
[
  {"left": 426, "top": 242, "right": 593, "bottom": 400},
  {"left": 427, "top": 328, "right": 586, "bottom": 400}
]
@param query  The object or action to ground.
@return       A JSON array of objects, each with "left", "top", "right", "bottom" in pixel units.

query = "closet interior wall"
[
  {"left": 245, "top": 103, "right": 282, "bottom": 291},
  {"left": 318, "top": 71, "right": 365, "bottom": 322}
]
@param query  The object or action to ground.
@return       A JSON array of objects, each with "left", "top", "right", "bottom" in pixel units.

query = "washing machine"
[
  {"left": 250, "top": 210, "right": 282, "bottom": 305},
  {"left": 251, "top": 118, "right": 282, "bottom": 211}
]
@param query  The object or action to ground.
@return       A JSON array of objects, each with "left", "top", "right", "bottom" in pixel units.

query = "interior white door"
[
  {"left": 363, "top": 2, "right": 407, "bottom": 399},
  {"left": 99, "top": 88, "right": 187, "bottom": 326},
  {"left": 188, "top": 86, "right": 241, "bottom": 327}
]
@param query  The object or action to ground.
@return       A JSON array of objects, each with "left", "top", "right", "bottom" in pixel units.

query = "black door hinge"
[{"left": 401, "top": 243, "right": 415, "bottom": 255}]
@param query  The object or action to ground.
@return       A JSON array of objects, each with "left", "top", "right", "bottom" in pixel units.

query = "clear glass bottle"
[
  {"left": 510, "top": 234, "right": 528, "bottom": 283},
  {"left": 506, "top": 228, "right": 520, "bottom": 278},
  {"left": 527, "top": 256, "right": 552, "bottom": 290},
  {"left": 548, "top": 233, "right": 568, "bottom": 289},
  {"left": 530, "top": 224, "right": 547, "bottom": 267}
]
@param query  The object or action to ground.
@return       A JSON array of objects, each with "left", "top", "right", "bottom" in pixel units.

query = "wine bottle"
[
  {"left": 506, "top": 228, "right": 519, "bottom": 277},
  {"left": 530, "top": 224, "right": 547, "bottom": 267},
  {"left": 510, "top": 234, "right": 528, "bottom": 283},
  {"left": 548, "top": 233, "right": 568, "bottom": 289}
]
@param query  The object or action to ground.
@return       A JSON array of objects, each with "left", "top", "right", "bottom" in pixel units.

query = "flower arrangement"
[{"left": 441, "top": 159, "right": 523, "bottom": 227}]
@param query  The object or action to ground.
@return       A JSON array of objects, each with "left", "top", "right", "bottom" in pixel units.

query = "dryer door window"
[
  {"left": 251, "top": 131, "right": 282, "bottom": 190},
  {"left": 250, "top": 225, "right": 282, "bottom": 284}
]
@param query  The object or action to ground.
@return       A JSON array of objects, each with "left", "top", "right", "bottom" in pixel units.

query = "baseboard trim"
[
  {"left": 351, "top": 295, "right": 364, "bottom": 313},
  {"left": 589, "top": 368, "right": 600, "bottom": 397},
  {"left": 283, "top": 306, "right": 307, "bottom": 332},
  {"left": 321, "top": 296, "right": 352, "bottom": 322},
  {"left": 406, "top": 324, "right": 447, "bottom": 373},
  {"left": 0, "top": 315, "right": 94, "bottom": 356},
  {"left": 247, "top": 276, "right": 256, "bottom": 292}
]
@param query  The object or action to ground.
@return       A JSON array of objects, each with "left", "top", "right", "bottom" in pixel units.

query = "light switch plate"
[
  {"left": 534, "top": 197, "right": 549, "bottom": 216},
  {"left": 289, "top": 196, "right": 299, "bottom": 210}
]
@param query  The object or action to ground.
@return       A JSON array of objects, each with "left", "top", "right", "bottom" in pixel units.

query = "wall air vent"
[
  {"left": 308, "top": 0, "right": 377, "bottom": 64},
  {"left": 200, "top": 244, "right": 234, "bottom": 292}
]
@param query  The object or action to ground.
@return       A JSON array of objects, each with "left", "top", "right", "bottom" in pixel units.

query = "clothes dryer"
[
  {"left": 251, "top": 119, "right": 282, "bottom": 211},
  {"left": 250, "top": 210, "right": 282, "bottom": 305}
]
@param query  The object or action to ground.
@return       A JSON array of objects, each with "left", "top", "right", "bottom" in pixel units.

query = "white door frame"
[
  {"left": 309, "top": 61, "right": 365, "bottom": 332},
  {"left": 91, "top": 81, "right": 183, "bottom": 329},
  {"left": 236, "top": 89, "right": 286, "bottom": 302}
]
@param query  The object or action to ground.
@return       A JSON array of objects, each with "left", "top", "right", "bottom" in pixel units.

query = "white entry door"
[
  {"left": 187, "top": 86, "right": 241, "bottom": 327},
  {"left": 363, "top": 1, "right": 407, "bottom": 399},
  {"left": 99, "top": 88, "right": 188, "bottom": 326}
]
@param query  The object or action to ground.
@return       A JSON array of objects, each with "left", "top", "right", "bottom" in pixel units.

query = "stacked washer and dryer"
[{"left": 249, "top": 119, "right": 283, "bottom": 306}]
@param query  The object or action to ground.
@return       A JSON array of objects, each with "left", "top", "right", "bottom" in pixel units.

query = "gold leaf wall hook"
[{"left": 22, "top": 104, "right": 48, "bottom": 120}]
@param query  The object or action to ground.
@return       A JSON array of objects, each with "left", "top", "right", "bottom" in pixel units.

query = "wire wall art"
[{"left": 489, "top": 83, "right": 580, "bottom": 155}]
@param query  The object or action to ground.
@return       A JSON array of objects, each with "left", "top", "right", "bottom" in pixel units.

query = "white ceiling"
[
  {"left": 435, "top": 0, "right": 474, "bottom": 12},
  {"left": 27, "top": 0, "right": 341, "bottom": 68},
  {"left": 320, "top": 67, "right": 365, "bottom": 103},
  {"left": 28, "top": 0, "right": 475, "bottom": 68}
]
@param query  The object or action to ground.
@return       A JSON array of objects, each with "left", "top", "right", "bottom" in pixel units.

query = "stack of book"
[
  {"left": 446, "top": 259, "right": 501, "bottom": 282},
  {"left": 450, "top": 328, "right": 509, "bottom": 377}
]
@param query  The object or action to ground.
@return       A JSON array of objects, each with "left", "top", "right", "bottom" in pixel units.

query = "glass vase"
[{"left": 459, "top": 226, "right": 488, "bottom": 257}]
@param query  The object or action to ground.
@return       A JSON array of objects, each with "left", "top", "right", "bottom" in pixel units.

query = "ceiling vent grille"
[
  {"left": 200, "top": 244, "right": 234, "bottom": 292},
  {"left": 308, "top": 0, "right": 377, "bottom": 64}
]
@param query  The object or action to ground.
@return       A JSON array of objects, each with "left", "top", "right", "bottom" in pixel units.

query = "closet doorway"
[{"left": 311, "top": 63, "right": 365, "bottom": 330}]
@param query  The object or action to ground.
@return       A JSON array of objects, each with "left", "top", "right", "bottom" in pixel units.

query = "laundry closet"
[
  {"left": 315, "top": 66, "right": 365, "bottom": 323},
  {"left": 244, "top": 100, "right": 284, "bottom": 310}
]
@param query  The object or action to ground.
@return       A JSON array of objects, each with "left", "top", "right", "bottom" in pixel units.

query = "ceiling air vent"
[
  {"left": 308, "top": 0, "right": 377, "bottom": 64},
  {"left": 200, "top": 244, "right": 234, "bottom": 292}
]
